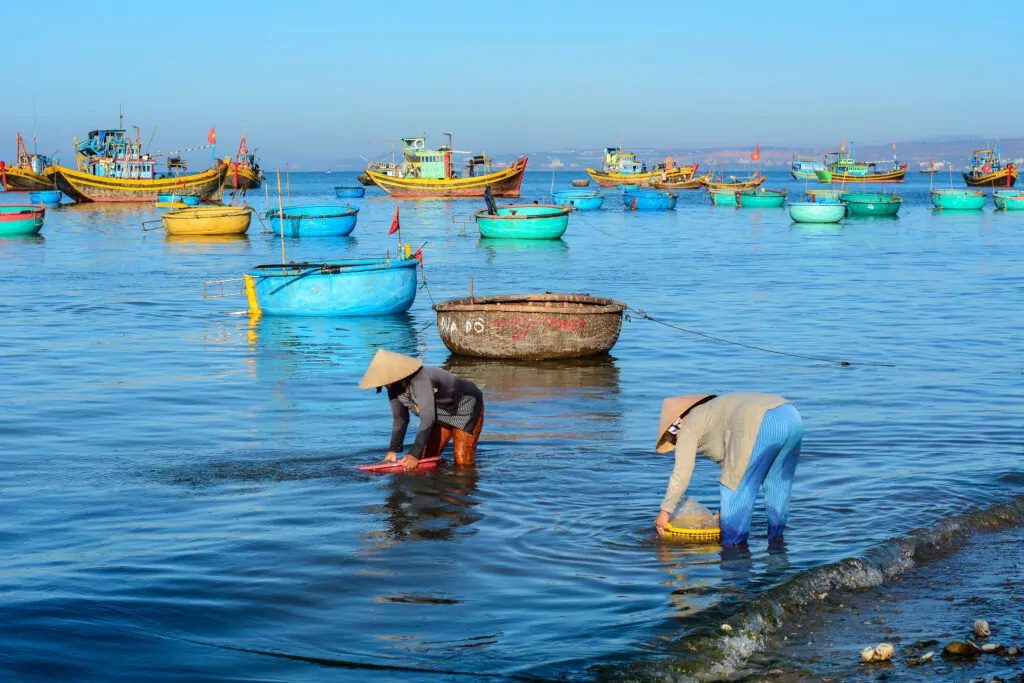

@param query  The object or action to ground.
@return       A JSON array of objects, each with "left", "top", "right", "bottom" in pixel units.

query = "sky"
[{"left": 6, "top": 0, "right": 1023, "bottom": 169}]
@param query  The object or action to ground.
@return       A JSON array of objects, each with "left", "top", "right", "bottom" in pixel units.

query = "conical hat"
[
  {"left": 655, "top": 394, "right": 716, "bottom": 453},
  {"left": 359, "top": 349, "right": 423, "bottom": 389}
]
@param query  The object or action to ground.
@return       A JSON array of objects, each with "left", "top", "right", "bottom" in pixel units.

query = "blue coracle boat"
[
  {"left": 266, "top": 205, "right": 358, "bottom": 237},
  {"left": 28, "top": 190, "right": 63, "bottom": 205},
  {"left": 156, "top": 193, "right": 201, "bottom": 206},
  {"left": 551, "top": 189, "right": 604, "bottom": 211},
  {"left": 334, "top": 186, "right": 366, "bottom": 198},
  {"left": 623, "top": 188, "right": 677, "bottom": 210},
  {"left": 245, "top": 258, "right": 419, "bottom": 316}
]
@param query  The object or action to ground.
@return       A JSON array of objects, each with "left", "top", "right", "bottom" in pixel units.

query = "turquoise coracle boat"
[
  {"left": 475, "top": 205, "right": 569, "bottom": 239},
  {"left": 840, "top": 192, "right": 902, "bottom": 217},
  {"left": 0, "top": 205, "right": 45, "bottom": 236},
  {"left": 993, "top": 190, "right": 1024, "bottom": 210},
  {"left": 707, "top": 188, "right": 737, "bottom": 206},
  {"left": 736, "top": 188, "right": 786, "bottom": 208},
  {"left": 28, "top": 190, "right": 62, "bottom": 205},
  {"left": 623, "top": 188, "right": 677, "bottom": 210},
  {"left": 931, "top": 189, "right": 986, "bottom": 210},
  {"left": 334, "top": 186, "right": 365, "bottom": 198},
  {"left": 156, "top": 193, "right": 201, "bottom": 206},
  {"left": 551, "top": 189, "right": 604, "bottom": 211},
  {"left": 788, "top": 201, "right": 845, "bottom": 223},
  {"left": 266, "top": 205, "right": 358, "bottom": 237},
  {"left": 245, "top": 258, "right": 419, "bottom": 316}
]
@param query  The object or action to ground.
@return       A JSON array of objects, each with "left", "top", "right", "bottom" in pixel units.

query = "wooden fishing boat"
[
  {"left": 475, "top": 204, "right": 569, "bottom": 239},
  {"left": 223, "top": 136, "right": 263, "bottom": 190},
  {"left": 585, "top": 147, "right": 696, "bottom": 187},
  {"left": 245, "top": 258, "right": 419, "bottom": 317},
  {"left": 701, "top": 174, "right": 766, "bottom": 191},
  {"left": 623, "top": 188, "right": 677, "bottom": 210},
  {"left": 364, "top": 134, "right": 527, "bottom": 197},
  {"left": 930, "top": 189, "right": 986, "bottom": 210},
  {"left": 963, "top": 148, "right": 1017, "bottom": 187},
  {"left": 840, "top": 192, "right": 901, "bottom": 217},
  {"left": 28, "top": 190, "right": 63, "bottom": 205},
  {"left": 161, "top": 206, "right": 253, "bottom": 236},
  {"left": 334, "top": 186, "right": 365, "bottom": 198},
  {"left": 651, "top": 172, "right": 712, "bottom": 190},
  {"left": 707, "top": 188, "right": 738, "bottom": 206},
  {"left": 266, "top": 205, "right": 359, "bottom": 237},
  {"left": 0, "top": 205, "right": 45, "bottom": 236},
  {"left": 736, "top": 188, "right": 786, "bottom": 208},
  {"left": 993, "top": 190, "right": 1024, "bottom": 210},
  {"left": 357, "top": 173, "right": 375, "bottom": 186},
  {"left": 433, "top": 293, "right": 627, "bottom": 360},
  {"left": 551, "top": 189, "right": 603, "bottom": 211},
  {"left": 790, "top": 156, "right": 825, "bottom": 180},
  {"left": 571, "top": 178, "right": 590, "bottom": 187},
  {"left": 788, "top": 201, "right": 845, "bottom": 223},
  {"left": 919, "top": 159, "right": 944, "bottom": 174},
  {"left": 0, "top": 135, "right": 56, "bottom": 191},
  {"left": 815, "top": 146, "right": 907, "bottom": 183}
]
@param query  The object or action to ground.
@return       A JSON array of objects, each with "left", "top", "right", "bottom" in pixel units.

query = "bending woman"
[
  {"left": 653, "top": 393, "right": 802, "bottom": 546},
  {"left": 360, "top": 350, "right": 485, "bottom": 469}
]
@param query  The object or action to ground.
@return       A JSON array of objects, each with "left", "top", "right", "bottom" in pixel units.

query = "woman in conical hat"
[
  {"left": 360, "top": 349, "right": 485, "bottom": 469},
  {"left": 653, "top": 393, "right": 803, "bottom": 546}
]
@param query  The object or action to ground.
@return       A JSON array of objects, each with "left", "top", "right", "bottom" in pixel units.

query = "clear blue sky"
[{"left": 7, "top": 0, "right": 1022, "bottom": 168}]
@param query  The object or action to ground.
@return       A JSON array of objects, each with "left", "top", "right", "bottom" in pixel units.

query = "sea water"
[{"left": 0, "top": 171, "right": 1021, "bottom": 681}]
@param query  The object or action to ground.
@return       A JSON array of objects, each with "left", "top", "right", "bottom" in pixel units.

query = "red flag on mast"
[
  {"left": 388, "top": 205, "right": 401, "bottom": 235},
  {"left": 750, "top": 142, "right": 761, "bottom": 161},
  {"left": 207, "top": 126, "right": 217, "bottom": 145}
]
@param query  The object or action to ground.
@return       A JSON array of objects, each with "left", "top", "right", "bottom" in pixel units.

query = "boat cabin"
[
  {"left": 602, "top": 147, "right": 645, "bottom": 175},
  {"left": 75, "top": 129, "right": 157, "bottom": 179}
]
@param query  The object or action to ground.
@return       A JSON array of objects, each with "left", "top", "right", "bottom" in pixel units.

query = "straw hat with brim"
[
  {"left": 655, "top": 394, "right": 717, "bottom": 453},
  {"left": 359, "top": 349, "right": 423, "bottom": 390}
]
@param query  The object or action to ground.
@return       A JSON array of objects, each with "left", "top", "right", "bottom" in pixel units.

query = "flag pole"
[{"left": 276, "top": 168, "right": 286, "bottom": 267}]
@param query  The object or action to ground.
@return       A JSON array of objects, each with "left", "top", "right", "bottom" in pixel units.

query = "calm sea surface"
[{"left": 1, "top": 171, "right": 1021, "bottom": 681}]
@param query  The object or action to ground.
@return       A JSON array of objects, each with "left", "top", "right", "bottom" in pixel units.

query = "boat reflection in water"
[
  {"left": 478, "top": 236, "right": 568, "bottom": 265},
  {"left": 162, "top": 233, "right": 251, "bottom": 254},
  {"left": 365, "top": 468, "right": 482, "bottom": 547}
]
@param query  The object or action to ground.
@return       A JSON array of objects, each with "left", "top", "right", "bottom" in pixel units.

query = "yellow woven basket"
[{"left": 663, "top": 523, "right": 721, "bottom": 543}]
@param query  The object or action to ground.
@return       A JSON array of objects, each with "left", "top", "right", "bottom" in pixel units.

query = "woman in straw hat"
[
  {"left": 653, "top": 393, "right": 802, "bottom": 546},
  {"left": 360, "top": 349, "right": 485, "bottom": 469}
]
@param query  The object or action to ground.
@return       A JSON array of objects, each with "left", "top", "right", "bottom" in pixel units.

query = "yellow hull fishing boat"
[
  {"left": 585, "top": 147, "right": 697, "bottom": 187},
  {"left": 54, "top": 164, "right": 226, "bottom": 203},
  {"left": 1, "top": 134, "right": 57, "bottom": 191},
  {"left": 160, "top": 206, "right": 253, "bottom": 236}
]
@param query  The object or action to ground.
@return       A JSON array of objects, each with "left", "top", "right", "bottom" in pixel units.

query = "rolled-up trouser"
[
  {"left": 719, "top": 403, "right": 802, "bottom": 546},
  {"left": 422, "top": 406, "right": 485, "bottom": 466}
]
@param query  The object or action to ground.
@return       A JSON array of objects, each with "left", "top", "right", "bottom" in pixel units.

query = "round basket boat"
[
  {"left": 162, "top": 206, "right": 253, "bottom": 236},
  {"left": 433, "top": 293, "right": 627, "bottom": 360}
]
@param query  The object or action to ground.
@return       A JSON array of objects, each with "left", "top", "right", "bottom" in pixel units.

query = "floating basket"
[{"left": 663, "top": 523, "right": 721, "bottom": 543}]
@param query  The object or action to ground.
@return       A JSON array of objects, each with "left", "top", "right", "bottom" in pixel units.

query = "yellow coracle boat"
[
  {"left": 54, "top": 164, "right": 226, "bottom": 203},
  {"left": 161, "top": 206, "right": 253, "bottom": 236}
]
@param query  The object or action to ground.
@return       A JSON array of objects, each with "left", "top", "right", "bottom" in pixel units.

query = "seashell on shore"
[
  {"left": 861, "top": 647, "right": 877, "bottom": 663},
  {"left": 873, "top": 643, "right": 895, "bottom": 661},
  {"left": 920, "top": 651, "right": 934, "bottom": 663},
  {"left": 973, "top": 619, "right": 991, "bottom": 638},
  {"left": 981, "top": 643, "right": 1001, "bottom": 653},
  {"left": 943, "top": 640, "right": 982, "bottom": 658}
]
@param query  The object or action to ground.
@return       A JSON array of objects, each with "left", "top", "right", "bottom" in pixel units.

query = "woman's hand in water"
[
  {"left": 383, "top": 452, "right": 399, "bottom": 462},
  {"left": 654, "top": 510, "right": 670, "bottom": 537},
  {"left": 400, "top": 455, "right": 420, "bottom": 470}
]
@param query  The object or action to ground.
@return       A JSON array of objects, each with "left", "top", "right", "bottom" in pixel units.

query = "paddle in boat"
[
  {"left": 266, "top": 204, "right": 359, "bottom": 237},
  {"left": 52, "top": 127, "right": 227, "bottom": 202},
  {"left": 433, "top": 293, "right": 628, "bottom": 360},
  {"left": 0, "top": 134, "right": 57, "bottom": 191},
  {"left": 585, "top": 147, "right": 697, "bottom": 188},
  {"left": 623, "top": 188, "right": 677, "bottom": 210},
  {"left": 736, "top": 188, "right": 786, "bottom": 208},
  {"left": 244, "top": 257, "right": 420, "bottom": 317},
  {"left": 840, "top": 191, "right": 902, "bottom": 217},
  {"left": 0, "top": 205, "right": 45, "bottom": 236},
  {"left": 788, "top": 201, "right": 845, "bottom": 224},
  {"left": 159, "top": 206, "right": 254, "bottom": 236},
  {"left": 364, "top": 134, "right": 527, "bottom": 198},
  {"left": 815, "top": 142, "right": 907, "bottom": 183},
  {"left": 223, "top": 136, "right": 264, "bottom": 191},
  {"left": 993, "top": 190, "right": 1024, "bottom": 210},
  {"left": 551, "top": 189, "right": 603, "bottom": 211},
  {"left": 930, "top": 188, "right": 986, "bottom": 210},
  {"left": 963, "top": 147, "right": 1018, "bottom": 187}
]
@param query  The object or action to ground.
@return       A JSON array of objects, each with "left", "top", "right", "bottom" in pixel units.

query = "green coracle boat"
[
  {"left": 475, "top": 204, "right": 569, "bottom": 240},
  {"left": 736, "top": 188, "right": 786, "bottom": 208},
  {"left": 707, "top": 188, "right": 738, "bottom": 206},
  {"left": 840, "top": 192, "right": 902, "bottom": 217},
  {"left": 930, "top": 189, "right": 986, "bottom": 210},
  {"left": 788, "top": 201, "right": 846, "bottom": 223},
  {"left": 0, "top": 205, "right": 45, "bottom": 236},
  {"left": 993, "top": 190, "right": 1024, "bottom": 211}
]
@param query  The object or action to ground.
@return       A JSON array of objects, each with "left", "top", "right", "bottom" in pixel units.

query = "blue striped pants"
[{"left": 719, "top": 403, "right": 803, "bottom": 546}]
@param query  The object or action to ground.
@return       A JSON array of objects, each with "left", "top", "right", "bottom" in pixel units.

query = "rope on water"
[{"left": 627, "top": 307, "right": 895, "bottom": 368}]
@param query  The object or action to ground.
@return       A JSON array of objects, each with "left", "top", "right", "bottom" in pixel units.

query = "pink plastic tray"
[{"left": 356, "top": 457, "right": 441, "bottom": 474}]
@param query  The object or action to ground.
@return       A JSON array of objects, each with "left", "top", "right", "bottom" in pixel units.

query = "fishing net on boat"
[{"left": 669, "top": 497, "right": 718, "bottom": 529}]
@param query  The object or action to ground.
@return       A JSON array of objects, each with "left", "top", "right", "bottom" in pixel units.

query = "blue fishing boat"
[
  {"left": 476, "top": 204, "right": 569, "bottom": 239},
  {"left": 28, "top": 190, "right": 62, "bottom": 205},
  {"left": 266, "top": 204, "right": 358, "bottom": 237},
  {"left": 551, "top": 189, "right": 604, "bottom": 211},
  {"left": 156, "top": 193, "right": 201, "bottom": 206},
  {"left": 623, "top": 188, "right": 677, "bottom": 210},
  {"left": 788, "top": 201, "right": 845, "bottom": 223},
  {"left": 0, "top": 205, "right": 45, "bottom": 236},
  {"left": 334, "top": 186, "right": 366, "bottom": 198},
  {"left": 790, "top": 155, "right": 825, "bottom": 180},
  {"left": 245, "top": 258, "right": 419, "bottom": 316}
]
